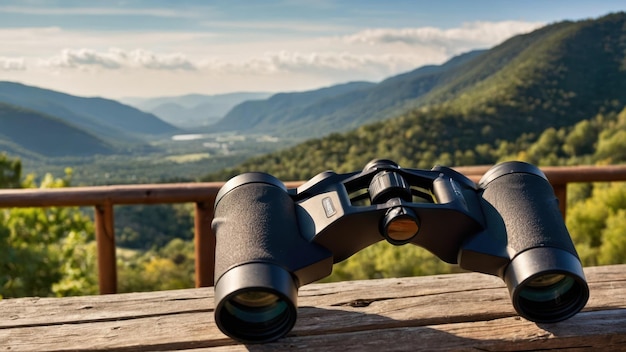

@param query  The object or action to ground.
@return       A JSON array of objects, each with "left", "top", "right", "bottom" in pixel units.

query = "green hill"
[
  {"left": 0, "top": 102, "right": 115, "bottom": 157},
  {"left": 209, "top": 51, "right": 488, "bottom": 138},
  {"left": 203, "top": 12, "right": 626, "bottom": 181},
  {"left": 0, "top": 82, "right": 180, "bottom": 143},
  {"left": 209, "top": 81, "right": 376, "bottom": 135}
]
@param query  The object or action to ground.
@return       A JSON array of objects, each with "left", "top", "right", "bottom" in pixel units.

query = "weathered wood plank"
[
  {"left": 0, "top": 289, "right": 211, "bottom": 329},
  {"left": 200, "top": 310, "right": 626, "bottom": 352},
  {"left": 2, "top": 308, "right": 624, "bottom": 351},
  {"left": 0, "top": 265, "right": 624, "bottom": 351}
]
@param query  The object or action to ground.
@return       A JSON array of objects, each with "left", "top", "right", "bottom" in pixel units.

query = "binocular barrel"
[
  {"left": 212, "top": 173, "right": 333, "bottom": 343},
  {"left": 212, "top": 174, "right": 299, "bottom": 343},
  {"left": 212, "top": 160, "right": 589, "bottom": 344},
  {"left": 479, "top": 162, "right": 589, "bottom": 323}
]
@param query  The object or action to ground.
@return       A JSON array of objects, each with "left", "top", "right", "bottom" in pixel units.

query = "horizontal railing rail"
[{"left": 0, "top": 164, "right": 625, "bottom": 294}]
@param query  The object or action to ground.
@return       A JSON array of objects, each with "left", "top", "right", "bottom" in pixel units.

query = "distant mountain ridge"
[
  {"left": 0, "top": 82, "right": 179, "bottom": 139},
  {"left": 208, "top": 51, "right": 486, "bottom": 137},
  {"left": 0, "top": 81, "right": 180, "bottom": 157},
  {"left": 123, "top": 92, "right": 273, "bottom": 129},
  {"left": 0, "top": 102, "right": 115, "bottom": 157},
  {"left": 209, "top": 81, "right": 377, "bottom": 135}
]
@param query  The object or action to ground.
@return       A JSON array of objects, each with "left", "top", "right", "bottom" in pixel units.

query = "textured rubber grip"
[
  {"left": 480, "top": 170, "right": 577, "bottom": 258},
  {"left": 213, "top": 181, "right": 300, "bottom": 282}
]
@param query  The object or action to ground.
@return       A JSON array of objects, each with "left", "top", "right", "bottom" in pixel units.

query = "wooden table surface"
[{"left": 1, "top": 264, "right": 625, "bottom": 351}]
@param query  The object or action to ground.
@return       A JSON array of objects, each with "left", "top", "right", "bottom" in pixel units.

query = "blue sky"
[{"left": 0, "top": 1, "right": 623, "bottom": 98}]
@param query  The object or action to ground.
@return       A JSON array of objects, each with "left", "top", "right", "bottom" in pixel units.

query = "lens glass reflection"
[
  {"left": 519, "top": 274, "right": 575, "bottom": 302},
  {"left": 515, "top": 272, "right": 588, "bottom": 322},
  {"left": 224, "top": 291, "right": 288, "bottom": 324}
]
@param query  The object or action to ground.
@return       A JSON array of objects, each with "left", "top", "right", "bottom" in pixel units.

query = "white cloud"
[
  {"left": 0, "top": 57, "right": 26, "bottom": 71},
  {"left": 344, "top": 21, "right": 545, "bottom": 54},
  {"left": 8, "top": 19, "right": 549, "bottom": 97},
  {"left": 38, "top": 48, "right": 424, "bottom": 77},
  {"left": 203, "top": 51, "right": 430, "bottom": 77},
  {"left": 126, "top": 49, "right": 197, "bottom": 71},
  {"left": 40, "top": 48, "right": 197, "bottom": 71},
  {"left": 43, "top": 49, "right": 122, "bottom": 69}
]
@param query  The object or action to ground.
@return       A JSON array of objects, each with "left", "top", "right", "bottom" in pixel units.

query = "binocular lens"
[
  {"left": 516, "top": 273, "right": 586, "bottom": 322},
  {"left": 219, "top": 288, "right": 295, "bottom": 342},
  {"left": 223, "top": 289, "right": 291, "bottom": 324},
  {"left": 520, "top": 273, "right": 573, "bottom": 301},
  {"left": 505, "top": 248, "right": 589, "bottom": 324},
  {"left": 214, "top": 263, "right": 298, "bottom": 343}
]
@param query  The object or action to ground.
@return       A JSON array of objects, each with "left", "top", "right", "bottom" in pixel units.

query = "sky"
[{"left": 0, "top": 0, "right": 624, "bottom": 99}]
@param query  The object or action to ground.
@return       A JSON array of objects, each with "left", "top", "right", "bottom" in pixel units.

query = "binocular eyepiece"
[{"left": 212, "top": 160, "right": 589, "bottom": 343}]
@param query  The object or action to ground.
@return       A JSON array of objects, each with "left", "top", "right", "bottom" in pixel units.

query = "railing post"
[
  {"left": 194, "top": 202, "right": 215, "bottom": 287},
  {"left": 552, "top": 183, "right": 567, "bottom": 220},
  {"left": 95, "top": 201, "right": 117, "bottom": 294}
]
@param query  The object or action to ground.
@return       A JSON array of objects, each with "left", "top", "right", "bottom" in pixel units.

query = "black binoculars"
[{"left": 212, "top": 160, "right": 589, "bottom": 343}]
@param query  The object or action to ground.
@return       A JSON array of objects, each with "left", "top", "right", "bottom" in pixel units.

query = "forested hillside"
[
  {"left": 0, "top": 82, "right": 180, "bottom": 158},
  {"left": 209, "top": 51, "right": 487, "bottom": 138},
  {"left": 210, "top": 81, "right": 375, "bottom": 135},
  {"left": 0, "top": 82, "right": 179, "bottom": 138},
  {"left": 204, "top": 12, "right": 626, "bottom": 181},
  {"left": 0, "top": 102, "right": 115, "bottom": 157}
]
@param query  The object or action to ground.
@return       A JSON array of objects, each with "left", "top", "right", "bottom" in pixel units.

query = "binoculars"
[{"left": 212, "top": 160, "right": 589, "bottom": 343}]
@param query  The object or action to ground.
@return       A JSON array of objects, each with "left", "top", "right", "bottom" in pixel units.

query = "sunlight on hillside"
[{"left": 1, "top": 10, "right": 626, "bottom": 298}]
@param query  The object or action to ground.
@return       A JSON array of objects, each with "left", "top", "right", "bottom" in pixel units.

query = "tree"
[
  {"left": 321, "top": 241, "right": 457, "bottom": 282},
  {"left": 595, "top": 130, "right": 626, "bottom": 163},
  {"left": 117, "top": 238, "right": 195, "bottom": 293},
  {"left": 598, "top": 209, "right": 626, "bottom": 265},
  {"left": 566, "top": 182, "right": 626, "bottom": 266},
  {"left": 0, "top": 169, "right": 96, "bottom": 298},
  {"left": 0, "top": 153, "right": 21, "bottom": 188},
  {"left": 563, "top": 120, "right": 597, "bottom": 157}
]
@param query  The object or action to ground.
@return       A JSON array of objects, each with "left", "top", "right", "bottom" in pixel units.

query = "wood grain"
[{"left": 1, "top": 265, "right": 624, "bottom": 351}]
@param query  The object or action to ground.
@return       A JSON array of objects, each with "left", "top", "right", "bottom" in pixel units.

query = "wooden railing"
[{"left": 0, "top": 164, "right": 625, "bottom": 294}]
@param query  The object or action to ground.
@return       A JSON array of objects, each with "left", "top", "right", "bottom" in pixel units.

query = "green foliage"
[
  {"left": 566, "top": 182, "right": 626, "bottom": 266},
  {"left": 115, "top": 204, "right": 194, "bottom": 250},
  {"left": 0, "top": 169, "right": 97, "bottom": 298},
  {"left": 321, "top": 242, "right": 458, "bottom": 283},
  {"left": 563, "top": 120, "right": 598, "bottom": 157},
  {"left": 117, "top": 238, "right": 195, "bottom": 292},
  {"left": 52, "top": 232, "right": 98, "bottom": 296},
  {"left": 0, "top": 152, "right": 21, "bottom": 188},
  {"left": 0, "top": 153, "right": 199, "bottom": 297}
]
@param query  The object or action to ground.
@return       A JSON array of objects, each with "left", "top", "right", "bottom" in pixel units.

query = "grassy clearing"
[{"left": 164, "top": 153, "right": 211, "bottom": 163}]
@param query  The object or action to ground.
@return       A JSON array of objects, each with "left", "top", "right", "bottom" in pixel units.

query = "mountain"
[
  {"left": 122, "top": 92, "right": 273, "bottom": 129},
  {"left": 0, "top": 102, "right": 115, "bottom": 157},
  {"left": 208, "top": 51, "right": 486, "bottom": 138},
  {"left": 0, "top": 82, "right": 180, "bottom": 143},
  {"left": 203, "top": 12, "right": 626, "bottom": 181},
  {"left": 209, "top": 81, "right": 379, "bottom": 135}
]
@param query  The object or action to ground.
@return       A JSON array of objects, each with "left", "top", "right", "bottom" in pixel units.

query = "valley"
[{"left": 21, "top": 132, "right": 300, "bottom": 185}]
